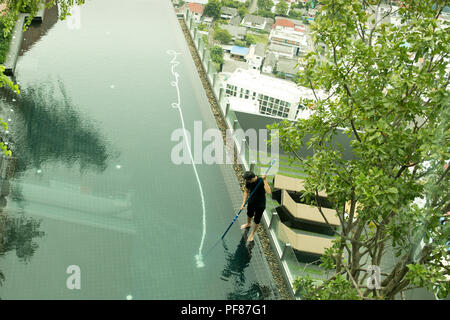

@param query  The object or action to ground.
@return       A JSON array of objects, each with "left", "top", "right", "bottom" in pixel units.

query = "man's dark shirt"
[{"left": 246, "top": 177, "right": 266, "bottom": 208}]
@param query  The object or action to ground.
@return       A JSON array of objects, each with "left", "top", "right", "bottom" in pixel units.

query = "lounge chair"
[
  {"left": 273, "top": 174, "right": 327, "bottom": 197},
  {"left": 277, "top": 222, "right": 334, "bottom": 256},
  {"left": 281, "top": 189, "right": 340, "bottom": 227}
]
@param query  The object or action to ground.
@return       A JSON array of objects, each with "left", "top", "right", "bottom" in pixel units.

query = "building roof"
[
  {"left": 274, "top": 16, "right": 307, "bottom": 33},
  {"left": 263, "top": 52, "right": 277, "bottom": 68},
  {"left": 228, "top": 96, "right": 259, "bottom": 114},
  {"left": 233, "top": 110, "right": 355, "bottom": 159},
  {"left": 274, "top": 18, "right": 295, "bottom": 29},
  {"left": 231, "top": 46, "right": 250, "bottom": 56},
  {"left": 186, "top": 0, "right": 208, "bottom": 3},
  {"left": 226, "top": 68, "right": 302, "bottom": 102},
  {"left": 229, "top": 15, "right": 242, "bottom": 26},
  {"left": 222, "top": 59, "right": 250, "bottom": 73},
  {"left": 243, "top": 14, "right": 267, "bottom": 25},
  {"left": 276, "top": 58, "right": 302, "bottom": 75},
  {"left": 221, "top": 24, "right": 247, "bottom": 38},
  {"left": 268, "top": 43, "right": 295, "bottom": 55},
  {"left": 221, "top": 7, "right": 238, "bottom": 16},
  {"left": 254, "top": 43, "right": 266, "bottom": 57},
  {"left": 271, "top": 28, "right": 305, "bottom": 42},
  {"left": 187, "top": 2, "right": 205, "bottom": 14}
]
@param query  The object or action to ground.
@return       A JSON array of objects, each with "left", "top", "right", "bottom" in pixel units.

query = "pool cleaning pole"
[{"left": 221, "top": 160, "right": 276, "bottom": 240}]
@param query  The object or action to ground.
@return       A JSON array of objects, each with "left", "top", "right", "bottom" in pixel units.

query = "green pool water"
[{"left": 0, "top": 0, "right": 277, "bottom": 300}]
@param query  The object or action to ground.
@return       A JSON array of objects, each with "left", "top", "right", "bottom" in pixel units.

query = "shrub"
[{"left": 213, "top": 28, "right": 232, "bottom": 44}]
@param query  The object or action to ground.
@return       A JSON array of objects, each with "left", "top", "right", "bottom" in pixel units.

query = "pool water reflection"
[{"left": 0, "top": 0, "right": 278, "bottom": 299}]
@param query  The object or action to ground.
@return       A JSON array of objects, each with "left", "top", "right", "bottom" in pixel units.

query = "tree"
[
  {"left": 222, "top": 0, "right": 244, "bottom": 8},
  {"left": 257, "top": 9, "right": 275, "bottom": 19},
  {"left": 257, "top": 0, "right": 274, "bottom": 12},
  {"left": 213, "top": 28, "right": 232, "bottom": 44},
  {"left": 270, "top": 0, "right": 449, "bottom": 300},
  {"left": 292, "top": 1, "right": 305, "bottom": 9},
  {"left": 234, "top": 39, "right": 246, "bottom": 47},
  {"left": 238, "top": 6, "right": 249, "bottom": 17},
  {"left": 245, "top": 33, "right": 256, "bottom": 45},
  {"left": 275, "top": 0, "right": 289, "bottom": 16},
  {"left": 198, "top": 23, "right": 208, "bottom": 31},
  {"left": 204, "top": 0, "right": 222, "bottom": 20},
  {"left": 0, "top": 0, "right": 85, "bottom": 37},
  {"left": 210, "top": 45, "right": 224, "bottom": 65},
  {"left": 288, "top": 9, "right": 303, "bottom": 19}
]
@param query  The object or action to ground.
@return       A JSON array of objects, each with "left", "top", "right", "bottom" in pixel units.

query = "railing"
[{"left": 181, "top": 8, "right": 304, "bottom": 298}]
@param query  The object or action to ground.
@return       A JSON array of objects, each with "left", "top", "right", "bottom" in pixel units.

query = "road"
[{"left": 249, "top": 0, "right": 257, "bottom": 13}]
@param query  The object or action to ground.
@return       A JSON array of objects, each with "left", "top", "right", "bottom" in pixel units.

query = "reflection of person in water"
[
  {"left": 221, "top": 231, "right": 255, "bottom": 284},
  {"left": 221, "top": 231, "right": 266, "bottom": 300}
]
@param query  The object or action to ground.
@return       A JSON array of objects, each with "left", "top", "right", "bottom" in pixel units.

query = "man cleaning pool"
[{"left": 240, "top": 171, "right": 271, "bottom": 242}]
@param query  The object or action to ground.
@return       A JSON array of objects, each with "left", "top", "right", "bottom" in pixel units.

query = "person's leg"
[
  {"left": 248, "top": 207, "right": 264, "bottom": 242},
  {"left": 240, "top": 216, "right": 252, "bottom": 229},
  {"left": 248, "top": 223, "right": 259, "bottom": 242},
  {"left": 241, "top": 205, "right": 254, "bottom": 229}
]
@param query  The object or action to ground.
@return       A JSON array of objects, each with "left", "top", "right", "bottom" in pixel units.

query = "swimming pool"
[{"left": 0, "top": 0, "right": 278, "bottom": 299}]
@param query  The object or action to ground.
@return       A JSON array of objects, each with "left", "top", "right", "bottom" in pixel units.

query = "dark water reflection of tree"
[
  {"left": 0, "top": 81, "right": 113, "bottom": 296},
  {"left": 4, "top": 81, "right": 112, "bottom": 175}
]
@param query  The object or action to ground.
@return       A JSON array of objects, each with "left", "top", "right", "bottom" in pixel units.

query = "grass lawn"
[{"left": 251, "top": 33, "right": 268, "bottom": 45}]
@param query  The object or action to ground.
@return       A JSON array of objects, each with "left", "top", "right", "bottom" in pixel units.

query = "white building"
[
  {"left": 221, "top": 7, "right": 238, "bottom": 20},
  {"left": 269, "top": 28, "right": 311, "bottom": 56},
  {"left": 246, "top": 43, "right": 266, "bottom": 70},
  {"left": 273, "top": 17, "right": 306, "bottom": 33},
  {"left": 267, "top": 43, "right": 295, "bottom": 59},
  {"left": 262, "top": 52, "right": 277, "bottom": 74},
  {"left": 185, "top": 2, "right": 205, "bottom": 23},
  {"left": 242, "top": 15, "right": 273, "bottom": 31},
  {"left": 224, "top": 68, "right": 319, "bottom": 119}
]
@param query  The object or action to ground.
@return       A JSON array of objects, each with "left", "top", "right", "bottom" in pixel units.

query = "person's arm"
[
  {"left": 241, "top": 188, "right": 249, "bottom": 210},
  {"left": 262, "top": 175, "right": 271, "bottom": 195}
]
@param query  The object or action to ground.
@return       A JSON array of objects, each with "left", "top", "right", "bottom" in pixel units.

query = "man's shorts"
[{"left": 247, "top": 204, "right": 265, "bottom": 224}]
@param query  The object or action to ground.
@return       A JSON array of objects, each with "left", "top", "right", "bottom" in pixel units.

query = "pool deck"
[{"left": 3, "top": 6, "right": 46, "bottom": 76}]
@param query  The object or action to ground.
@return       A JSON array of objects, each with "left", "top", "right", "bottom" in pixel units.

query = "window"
[{"left": 226, "top": 84, "right": 238, "bottom": 97}]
